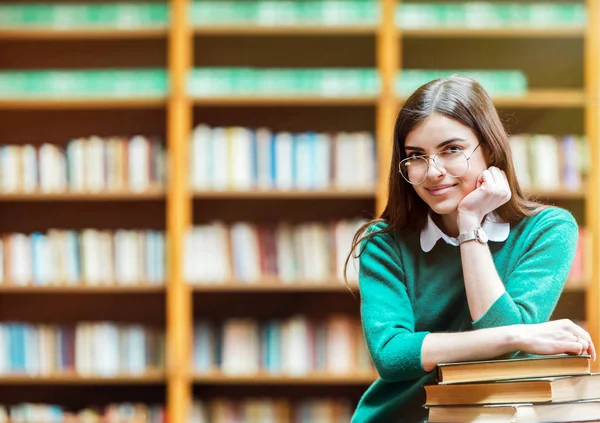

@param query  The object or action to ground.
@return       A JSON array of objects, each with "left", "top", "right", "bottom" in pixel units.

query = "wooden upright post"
[{"left": 167, "top": 0, "right": 193, "bottom": 421}]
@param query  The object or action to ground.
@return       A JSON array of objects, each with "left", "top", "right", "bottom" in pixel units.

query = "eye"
[{"left": 444, "top": 145, "right": 463, "bottom": 154}]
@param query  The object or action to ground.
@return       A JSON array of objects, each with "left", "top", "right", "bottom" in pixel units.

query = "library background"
[{"left": 0, "top": 0, "right": 599, "bottom": 422}]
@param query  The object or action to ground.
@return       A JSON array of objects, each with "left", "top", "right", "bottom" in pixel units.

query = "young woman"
[{"left": 347, "top": 76, "right": 596, "bottom": 422}]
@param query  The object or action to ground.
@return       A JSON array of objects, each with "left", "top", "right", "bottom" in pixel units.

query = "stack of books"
[{"left": 426, "top": 354, "right": 600, "bottom": 422}]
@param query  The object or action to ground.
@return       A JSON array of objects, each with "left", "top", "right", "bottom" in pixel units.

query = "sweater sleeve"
[
  {"left": 358, "top": 224, "right": 430, "bottom": 382},
  {"left": 472, "top": 209, "right": 579, "bottom": 330}
]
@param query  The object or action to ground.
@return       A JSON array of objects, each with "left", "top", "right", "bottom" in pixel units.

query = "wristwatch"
[{"left": 458, "top": 227, "right": 489, "bottom": 245}]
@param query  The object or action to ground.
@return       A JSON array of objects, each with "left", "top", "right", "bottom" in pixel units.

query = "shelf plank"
[
  {"left": 191, "top": 96, "right": 378, "bottom": 106},
  {"left": 0, "top": 372, "right": 165, "bottom": 385},
  {"left": 401, "top": 27, "right": 585, "bottom": 38},
  {"left": 0, "top": 28, "right": 168, "bottom": 40},
  {"left": 192, "top": 372, "right": 376, "bottom": 385},
  {"left": 0, "top": 98, "right": 166, "bottom": 110},
  {"left": 398, "top": 89, "right": 585, "bottom": 108},
  {"left": 523, "top": 188, "right": 585, "bottom": 200},
  {"left": 0, "top": 285, "right": 165, "bottom": 294},
  {"left": 193, "top": 25, "right": 377, "bottom": 35},
  {"left": 191, "top": 282, "right": 358, "bottom": 293},
  {"left": 192, "top": 189, "right": 375, "bottom": 199},
  {"left": 0, "top": 190, "right": 166, "bottom": 201}
]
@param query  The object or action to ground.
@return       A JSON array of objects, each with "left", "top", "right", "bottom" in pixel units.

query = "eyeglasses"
[{"left": 399, "top": 143, "right": 481, "bottom": 185}]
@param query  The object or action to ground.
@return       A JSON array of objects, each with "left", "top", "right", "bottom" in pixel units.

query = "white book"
[
  {"left": 275, "top": 223, "right": 296, "bottom": 283},
  {"left": 359, "top": 132, "right": 376, "bottom": 188},
  {"left": 211, "top": 128, "right": 229, "bottom": 191},
  {"left": 0, "top": 240, "right": 3, "bottom": 285},
  {"left": 295, "top": 133, "right": 312, "bottom": 190},
  {"left": 510, "top": 135, "right": 532, "bottom": 190},
  {"left": 191, "top": 124, "right": 212, "bottom": 191},
  {"left": 25, "top": 325, "right": 39, "bottom": 376},
  {"left": 255, "top": 127, "right": 274, "bottom": 190},
  {"left": 283, "top": 316, "right": 310, "bottom": 375},
  {"left": 64, "top": 231, "right": 80, "bottom": 285},
  {"left": 100, "top": 231, "right": 114, "bottom": 285},
  {"left": 126, "top": 325, "right": 147, "bottom": 374},
  {"left": 67, "top": 139, "right": 85, "bottom": 192},
  {"left": 86, "top": 136, "right": 105, "bottom": 192},
  {"left": 274, "top": 132, "right": 294, "bottom": 190},
  {"left": 20, "top": 145, "right": 37, "bottom": 193},
  {"left": 75, "top": 323, "right": 91, "bottom": 375},
  {"left": 1, "top": 146, "right": 20, "bottom": 193},
  {"left": 11, "top": 233, "right": 31, "bottom": 285},
  {"left": 229, "top": 127, "right": 255, "bottom": 190},
  {"left": 531, "top": 135, "right": 560, "bottom": 190},
  {"left": 314, "top": 133, "right": 332, "bottom": 190},
  {"left": 81, "top": 230, "right": 101, "bottom": 285},
  {"left": 128, "top": 135, "right": 150, "bottom": 192}
]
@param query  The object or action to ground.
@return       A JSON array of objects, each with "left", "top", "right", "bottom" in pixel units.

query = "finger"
[
  {"left": 480, "top": 169, "right": 493, "bottom": 186},
  {"left": 562, "top": 341, "right": 586, "bottom": 356},
  {"left": 569, "top": 324, "right": 596, "bottom": 360}
]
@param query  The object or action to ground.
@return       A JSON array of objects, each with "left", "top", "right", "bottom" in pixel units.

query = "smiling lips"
[{"left": 426, "top": 184, "right": 457, "bottom": 196}]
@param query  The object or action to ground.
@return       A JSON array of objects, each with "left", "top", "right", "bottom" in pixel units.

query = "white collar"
[{"left": 420, "top": 212, "right": 510, "bottom": 253}]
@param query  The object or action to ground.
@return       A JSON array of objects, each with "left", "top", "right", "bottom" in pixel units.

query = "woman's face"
[{"left": 403, "top": 114, "right": 488, "bottom": 216}]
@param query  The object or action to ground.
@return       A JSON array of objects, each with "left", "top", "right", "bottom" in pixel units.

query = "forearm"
[
  {"left": 421, "top": 325, "right": 518, "bottom": 372},
  {"left": 458, "top": 213, "right": 506, "bottom": 322}
]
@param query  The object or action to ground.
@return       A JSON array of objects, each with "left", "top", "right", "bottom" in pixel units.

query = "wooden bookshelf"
[
  {"left": 0, "top": 373, "right": 165, "bottom": 385},
  {"left": 0, "top": 98, "right": 166, "bottom": 110},
  {"left": 191, "top": 282, "right": 356, "bottom": 293},
  {"left": 0, "top": 28, "right": 168, "bottom": 40},
  {"left": 191, "top": 373, "right": 377, "bottom": 385},
  {"left": 192, "top": 189, "right": 375, "bottom": 199},
  {"left": 192, "top": 25, "right": 378, "bottom": 36},
  {"left": 1, "top": 0, "right": 599, "bottom": 420},
  {"left": 191, "top": 96, "right": 379, "bottom": 106},
  {"left": 402, "top": 27, "right": 585, "bottom": 38},
  {"left": 0, "top": 285, "right": 165, "bottom": 294},
  {"left": 0, "top": 190, "right": 166, "bottom": 201}
]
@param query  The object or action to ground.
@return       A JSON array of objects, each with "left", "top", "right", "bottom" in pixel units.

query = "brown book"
[
  {"left": 428, "top": 399, "right": 600, "bottom": 423},
  {"left": 426, "top": 373, "right": 600, "bottom": 406},
  {"left": 436, "top": 354, "right": 591, "bottom": 384}
]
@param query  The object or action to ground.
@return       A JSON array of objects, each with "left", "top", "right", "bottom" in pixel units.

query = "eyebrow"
[{"left": 405, "top": 138, "right": 467, "bottom": 152}]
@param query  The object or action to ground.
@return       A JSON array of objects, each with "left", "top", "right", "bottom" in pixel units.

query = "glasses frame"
[{"left": 399, "top": 143, "right": 482, "bottom": 185}]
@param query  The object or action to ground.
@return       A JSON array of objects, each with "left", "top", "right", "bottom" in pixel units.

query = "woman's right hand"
[{"left": 511, "top": 319, "right": 596, "bottom": 361}]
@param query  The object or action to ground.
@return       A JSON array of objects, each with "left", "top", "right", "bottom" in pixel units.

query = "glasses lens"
[
  {"left": 399, "top": 156, "right": 428, "bottom": 184},
  {"left": 437, "top": 150, "right": 468, "bottom": 177}
]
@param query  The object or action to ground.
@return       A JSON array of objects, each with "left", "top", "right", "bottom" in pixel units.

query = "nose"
[{"left": 426, "top": 156, "right": 445, "bottom": 178}]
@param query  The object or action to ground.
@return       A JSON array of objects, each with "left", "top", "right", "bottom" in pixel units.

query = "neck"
[{"left": 433, "top": 211, "right": 460, "bottom": 238}]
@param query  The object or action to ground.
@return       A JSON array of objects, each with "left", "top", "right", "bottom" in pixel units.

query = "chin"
[{"left": 426, "top": 198, "right": 460, "bottom": 216}]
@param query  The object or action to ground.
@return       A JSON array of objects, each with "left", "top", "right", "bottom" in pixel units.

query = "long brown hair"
[{"left": 344, "top": 75, "right": 545, "bottom": 286}]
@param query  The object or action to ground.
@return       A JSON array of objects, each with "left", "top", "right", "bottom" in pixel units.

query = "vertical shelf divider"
[
  {"left": 585, "top": 0, "right": 600, "bottom": 372},
  {"left": 376, "top": 0, "right": 400, "bottom": 215},
  {"left": 167, "top": 0, "right": 193, "bottom": 421}
]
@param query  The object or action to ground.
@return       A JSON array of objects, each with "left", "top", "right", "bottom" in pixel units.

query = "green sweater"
[{"left": 351, "top": 207, "right": 579, "bottom": 422}]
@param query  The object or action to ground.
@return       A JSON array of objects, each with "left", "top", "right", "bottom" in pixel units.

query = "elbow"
[{"left": 370, "top": 338, "right": 429, "bottom": 383}]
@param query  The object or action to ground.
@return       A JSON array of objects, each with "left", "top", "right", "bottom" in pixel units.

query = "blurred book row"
[
  {"left": 193, "top": 315, "right": 374, "bottom": 375},
  {"left": 184, "top": 220, "right": 364, "bottom": 284},
  {"left": 397, "top": 2, "right": 585, "bottom": 29},
  {"left": 511, "top": 134, "right": 588, "bottom": 192},
  {"left": 0, "top": 69, "right": 529, "bottom": 99},
  {"left": 0, "top": 1, "right": 584, "bottom": 29},
  {"left": 0, "top": 137, "right": 165, "bottom": 194},
  {"left": 0, "top": 323, "right": 164, "bottom": 376},
  {"left": 0, "top": 70, "right": 167, "bottom": 99},
  {"left": 568, "top": 229, "right": 590, "bottom": 286},
  {"left": 0, "top": 403, "right": 164, "bottom": 423},
  {"left": 0, "top": 230, "right": 166, "bottom": 286},
  {"left": 0, "top": 2, "right": 168, "bottom": 29},
  {"left": 191, "top": 0, "right": 378, "bottom": 26},
  {"left": 190, "top": 398, "right": 352, "bottom": 423},
  {"left": 190, "top": 125, "right": 376, "bottom": 192}
]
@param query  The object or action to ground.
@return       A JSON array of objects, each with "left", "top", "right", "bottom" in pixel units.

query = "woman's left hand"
[{"left": 457, "top": 166, "right": 512, "bottom": 230}]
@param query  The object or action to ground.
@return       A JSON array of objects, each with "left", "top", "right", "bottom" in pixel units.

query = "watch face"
[{"left": 477, "top": 228, "right": 489, "bottom": 243}]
